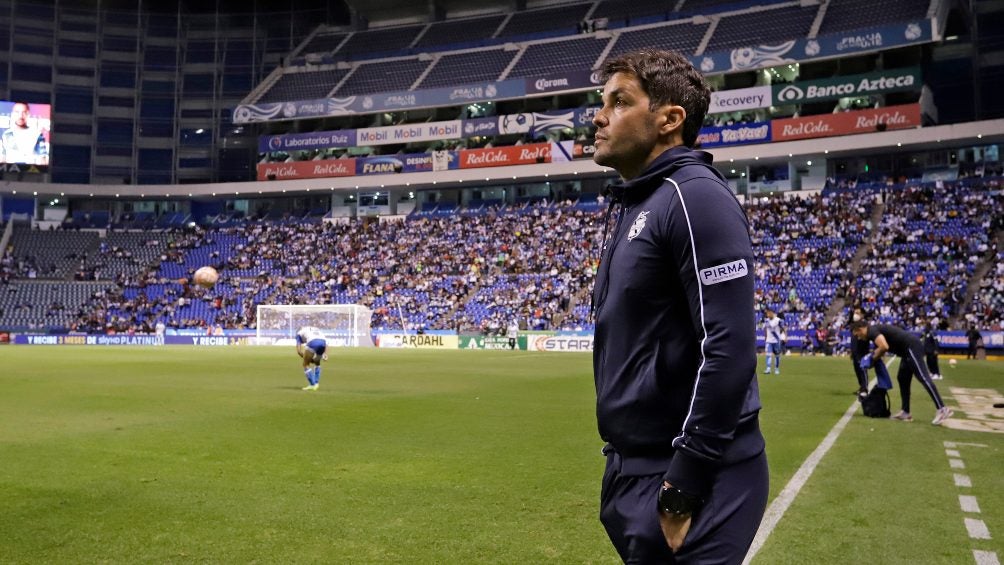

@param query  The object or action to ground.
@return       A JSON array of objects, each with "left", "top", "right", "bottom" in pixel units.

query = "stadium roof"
[{"left": 341, "top": 0, "right": 511, "bottom": 24}]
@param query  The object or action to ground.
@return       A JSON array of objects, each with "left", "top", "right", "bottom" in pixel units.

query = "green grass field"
[{"left": 0, "top": 347, "right": 1001, "bottom": 564}]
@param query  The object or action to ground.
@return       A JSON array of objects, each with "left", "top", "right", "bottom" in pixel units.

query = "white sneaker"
[
  {"left": 890, "top": 410, "right": 913, "bottom": 422},
  {"left": 774, "top": 369, "right": 780, "bottom": 375},
  {"left": 931, "top": 373, "right": 943, "bottom": 380},
  {"left": 932, "top": 407, "right": 953, "bottom": 425},
  {"left": 763, "top": 368, "right": 771, "bottom": 374}
]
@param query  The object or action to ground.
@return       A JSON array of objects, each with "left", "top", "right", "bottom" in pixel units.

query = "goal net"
[{"left": 255, "top": 304, "right": 374, "bottom": 347}]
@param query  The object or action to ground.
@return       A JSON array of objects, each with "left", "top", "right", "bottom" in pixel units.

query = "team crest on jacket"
[{"left": 627, "top": 211, "right": 650, "bottom": 241}]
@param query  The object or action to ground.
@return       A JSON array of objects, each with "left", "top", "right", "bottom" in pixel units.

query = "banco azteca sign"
[{"left": 773, "top": 67, "right": 920, "bottom": 104}]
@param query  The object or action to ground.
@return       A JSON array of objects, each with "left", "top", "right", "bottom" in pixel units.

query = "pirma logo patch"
[{"left": 700, "top": 259, "right": 748, "bottom": 285}]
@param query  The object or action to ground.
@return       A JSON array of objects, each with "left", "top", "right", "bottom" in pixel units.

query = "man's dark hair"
[
  {"left": 599, "top": 49, "right": 711, "bottom": 148},
  {"left": 850, "top": 321, "right": 869, "bottom": 333}
]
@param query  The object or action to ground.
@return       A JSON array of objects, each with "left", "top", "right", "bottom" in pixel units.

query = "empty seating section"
[
  {"left": 507, "top": 36, "right": 610, "bottom": 79},
  {"left": 335, "top": 25, "right": 425, "bottom": 60},
  {"left": 818, "top": 0, "right": 929, "bottom": 36},
  {"left": 419, "top": 49, "right": 514, "bottom": 89},
  {"left": 607, "top": 21, "right": 709, "bottom": 58},
  {"left": 335, "top": 59, "right": 430, "bottom": 96},
  {"left": 257, "top": 69, "right": 349, "bottom": 103},
  {"left": 591, "top": 0, "right": 678, "bottom": 26},
  {"left": 246, "top": 0, "right": 939, "bottom": 103},
  {"left": 414, "top": 15, "right": 507, "bottom": 50},
  {"left": 97, "top": 232, "right": 171, "bottom": 280},
  {"left": 300, "top": 31, "right": 348, "bottom": 54},
  {"left": 705, "top": 5, "right": 818, "bottom": 52},
  {"left": 0, "top": 281, "right": 116, "bottom": 330},
  {"left": 497, "top": 4, "right": 592, "bottom": 39},
  {"left": 7, "top": 224, "right": 99, "bottom": 279}
]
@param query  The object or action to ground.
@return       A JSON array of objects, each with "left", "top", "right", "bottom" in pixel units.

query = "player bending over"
[
  {"left": 295, "top": 326, "right": 328, "bottom": 391},
  {"left": 851, "top": 321, "right": 952, "bottom": 425}
]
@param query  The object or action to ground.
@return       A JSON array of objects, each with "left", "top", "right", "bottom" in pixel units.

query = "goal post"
[{"left": 255, "top": 304, "right": 374, "bottom": 347}]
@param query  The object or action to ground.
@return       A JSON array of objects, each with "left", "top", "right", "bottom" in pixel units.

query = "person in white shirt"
[
  {"left": 763, "top": 309, "right": 783, "bottom": 375},
  {"left": 506, "top": 320, "right": 519, "bottom": 350}
]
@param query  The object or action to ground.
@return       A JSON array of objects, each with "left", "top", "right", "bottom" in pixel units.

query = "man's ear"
[{"left": 658, "top": 104, "right": 687, "bottom": 139}]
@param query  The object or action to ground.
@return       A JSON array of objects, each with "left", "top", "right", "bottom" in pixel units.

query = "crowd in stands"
[
  {"left": 2, "top": 178, "right": 1000, "bottom": 345},
  {"left": 28, "top": 201, "right": 604, "bottom": 335},
  {"left": 965, "top": 249, "right": 1003, "bottom": 331},
  {"left": 746, "top": 189, "right": 875, "bottom": 352},
  {"left": 849, "top": 181, "right": 998, "bottom": 331}
]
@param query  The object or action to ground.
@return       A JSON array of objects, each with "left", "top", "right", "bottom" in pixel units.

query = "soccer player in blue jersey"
[
  {"left": 763, "top": 309, "right": 784, "bottom": 375},
  {"left": 295, "top": 326, "right": 327, "bottom": 391}
]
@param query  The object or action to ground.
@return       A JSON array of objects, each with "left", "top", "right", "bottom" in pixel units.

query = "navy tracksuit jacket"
[{"left": 593, "top": 147, "right": 766, "bottom": 562}]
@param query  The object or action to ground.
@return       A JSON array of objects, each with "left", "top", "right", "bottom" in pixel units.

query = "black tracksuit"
[
  {"left": 593, "top": 147, "right": 767, "bottom": 563},
  {"left": 850, "top": 333, "right": 870, "bottom": 391},
  {"left": 921, "top": 328, "right": 940, "bottom": 376},
  {"left": 867, "top": 324, "right": 946, "bottom": 414}
]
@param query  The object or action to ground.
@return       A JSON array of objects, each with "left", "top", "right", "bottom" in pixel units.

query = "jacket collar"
[{"left": 607, "top": 146, "right": 719, "bottom": 204}]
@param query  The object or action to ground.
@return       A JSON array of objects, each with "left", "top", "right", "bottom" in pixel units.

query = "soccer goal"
[{"left": 255, "top": 304, "right": 374, "bottom": 347}]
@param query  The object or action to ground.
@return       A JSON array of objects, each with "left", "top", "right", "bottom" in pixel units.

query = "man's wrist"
[{"left": 659, "top": 482, "right": 703, "bottom": 517}]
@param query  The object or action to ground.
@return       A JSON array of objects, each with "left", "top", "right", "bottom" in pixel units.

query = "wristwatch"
[{"left": 659, "top": 483, "right": 702, "bottom": 516}]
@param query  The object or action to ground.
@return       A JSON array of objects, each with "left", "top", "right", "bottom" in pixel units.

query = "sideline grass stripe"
[
  {"left": 747, "top": 354, "right": 903, "bottom": 563},
  {"left": 743, "top": 388, "right": 863, "bottom": 564}
]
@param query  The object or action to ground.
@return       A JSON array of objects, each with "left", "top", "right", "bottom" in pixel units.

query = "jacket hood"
[{"left": 607, "top": 146, "right": 725, "bottom": 204}]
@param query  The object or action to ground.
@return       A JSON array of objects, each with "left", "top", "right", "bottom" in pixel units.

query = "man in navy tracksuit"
[{"left": 591, "top": 49, "right": 768, "bottom": 563}]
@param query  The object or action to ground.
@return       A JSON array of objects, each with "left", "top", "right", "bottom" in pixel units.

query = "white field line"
[
  {"left": 959, "top": 495, "right": 981, "bottom": 513},
  {"left": 973, "top": 550, "right": 1001, "bottom": 565},
  {"left": 964, "top": 518, "right": 991, "bottom": 540}
]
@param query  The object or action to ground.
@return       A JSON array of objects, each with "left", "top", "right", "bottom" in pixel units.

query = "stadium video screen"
[{"left": 0, "top": 100, "right": 50, "bottom": 168}]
